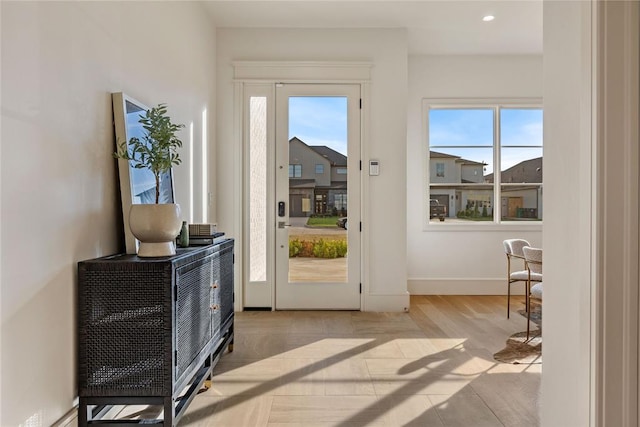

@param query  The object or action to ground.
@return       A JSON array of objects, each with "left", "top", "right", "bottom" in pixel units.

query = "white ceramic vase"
[{"left": 129, "top": 204, "right": 182, "bottom": 257}]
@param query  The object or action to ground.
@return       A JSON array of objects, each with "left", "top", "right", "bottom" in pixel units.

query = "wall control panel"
[{"left": 369, "top": 160, "right": 380, "bottom": 176}]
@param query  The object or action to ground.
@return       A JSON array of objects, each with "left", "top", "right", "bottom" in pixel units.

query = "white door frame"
[{"left": 234, "top": 62, "right": 372, "bottom": 311}]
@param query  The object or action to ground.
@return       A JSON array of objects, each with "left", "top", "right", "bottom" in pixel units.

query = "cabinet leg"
[
  {"left": 227, "top": 334, "right": 234, "bottom": 353},
  {"left": 227, "top": 326, "right": 234, "bottom": 353},
  {"left": 78, "top": 398, "right": 89, "bottom": 427},
  {"left": 164, "top": 397, "right": 174, "bottom": 426}
]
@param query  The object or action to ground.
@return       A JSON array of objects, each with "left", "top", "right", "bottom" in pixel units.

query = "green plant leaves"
[
  {"left": 288, "top": 238, "right": 348, "bottom": 259},
  {"left": 113, "top": 103, "right": 185, "bottom": 203}
]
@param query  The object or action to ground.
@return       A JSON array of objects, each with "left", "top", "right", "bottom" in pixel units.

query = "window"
[
  {"left": 336, "top": 167, "right": 347, "bottom": 175},
  {"left": 334, "top": 193, "right": 347, "bottom": 212},
  {"left": 315, "top": 164, "right": 324, "bottom": 174},
  {"left": 425, "top": 100, "right": 543, "bottom": 225},
  {"left": 289, "top": 164, "right": 302, "bottom": 178}
]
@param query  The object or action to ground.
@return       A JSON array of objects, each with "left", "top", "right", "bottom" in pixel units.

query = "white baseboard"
[
  {"left": 51, "top": 405, "right": 78, "bottom": 427},
  {"left": 363, "top": 292, "right": 411, "bottom": 312},
  {"left": 408, "top": 278, "right": 526, "bottom": 295}
]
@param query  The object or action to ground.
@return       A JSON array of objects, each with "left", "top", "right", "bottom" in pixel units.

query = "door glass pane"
[
  {"left": 287, "top": 97, "right": 348, "bottom": 283},
  {"left": 249, "top": 97, "right": 267, "bottom": 282}
]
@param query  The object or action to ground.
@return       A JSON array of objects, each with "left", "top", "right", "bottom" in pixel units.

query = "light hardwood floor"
[
  {"left": 66, "top": 295, "right": 540, "bottom": 426},
  {"left": 181, "top": 295, "right": 540, "bottom": 427}
]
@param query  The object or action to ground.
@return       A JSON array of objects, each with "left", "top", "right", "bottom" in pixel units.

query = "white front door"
[{"left": 274, "top": 84, "right": 361, "bottom": 309}]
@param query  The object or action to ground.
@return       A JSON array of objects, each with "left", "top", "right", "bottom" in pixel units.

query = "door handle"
[{"left": 278, "top": 221, "right": 291, "bottom": 229}]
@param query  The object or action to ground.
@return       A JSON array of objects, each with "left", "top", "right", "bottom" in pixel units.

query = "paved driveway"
[{"left": 288, "top": 218, "right": 346, "bottom": 239}]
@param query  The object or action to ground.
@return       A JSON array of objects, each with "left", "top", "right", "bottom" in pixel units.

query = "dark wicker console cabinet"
[{"left": 77, "top": 239, "right": 234, "bottom": 426}]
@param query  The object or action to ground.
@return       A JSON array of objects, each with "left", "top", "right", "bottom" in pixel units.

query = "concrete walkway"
[{"left": 288, "top": 256, "right": 348, "bottom": 282}]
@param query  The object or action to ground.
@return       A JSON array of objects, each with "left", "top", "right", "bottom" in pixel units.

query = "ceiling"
[{"left": 201, "top": 0, "right": 542, "bottom": 55}]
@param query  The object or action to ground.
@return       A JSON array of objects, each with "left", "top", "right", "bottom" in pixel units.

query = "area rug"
[{"left": 493, "top": 303, "right": 542, "bottom": 364}]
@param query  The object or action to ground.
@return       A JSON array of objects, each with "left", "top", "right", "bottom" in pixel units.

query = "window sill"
[{"left": 423, "top": 221, "right": 543, "bottom": 232}]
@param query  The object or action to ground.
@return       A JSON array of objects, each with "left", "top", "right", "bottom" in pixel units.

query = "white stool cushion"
[
  {"left": 530, "top": 282, "right": 543, "bottom": 299},
  {"left": 510, "top": 271, "right": 542, "bottom": 282}
]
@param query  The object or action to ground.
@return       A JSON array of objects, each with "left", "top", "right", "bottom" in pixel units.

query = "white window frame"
[{"left": 422, "top": 98, "right": 543, "bottom": 231}]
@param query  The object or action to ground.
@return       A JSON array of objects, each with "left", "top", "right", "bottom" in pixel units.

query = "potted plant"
[{"left": 115, "top": 103, "right": 185, "bottom": 257}]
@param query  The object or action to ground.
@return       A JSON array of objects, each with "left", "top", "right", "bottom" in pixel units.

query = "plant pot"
[{"left": 129, "top": 204, "right": 182, "bottom": 257}]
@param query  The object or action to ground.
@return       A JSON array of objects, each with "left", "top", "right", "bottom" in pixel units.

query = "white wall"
[
  {"left": 541, "top": 2, "right": 592, "bottom": 425},
  {"left": 0, "top": 2, "right": 216, "bottom": 425},
  {"left": 407, "top": 55, "right": 544, "bottom": 294},
  {"left": 216, "top": 28, "right": 410, "bottom": 311}
]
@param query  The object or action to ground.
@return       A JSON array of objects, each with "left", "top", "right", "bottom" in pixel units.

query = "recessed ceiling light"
[{"left": 483, "top": 15, "right": 495, "bottom": 22}]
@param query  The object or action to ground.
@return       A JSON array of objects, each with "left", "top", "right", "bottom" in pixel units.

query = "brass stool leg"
[
  {"left": 526, "top": 280, "right": 531, "bottom": 341},
  {"left": 507, "top": 282, "right": 511, "bottom": 318}
]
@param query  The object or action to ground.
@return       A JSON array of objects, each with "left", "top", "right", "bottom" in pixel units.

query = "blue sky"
[
  {"left": 289, "top": 97, "right": 348, "bottom": 156},
  {"left": 429, "top": 108, "right": 543, "bottom": 175},
  {"left": 126, "top": 110, "right": 157, "bottom": 196},
  {"left": 287, "top": 99, "right": 543, "bottom": 174}
]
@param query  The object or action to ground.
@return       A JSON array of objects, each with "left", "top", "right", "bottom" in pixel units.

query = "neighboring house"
[
  {"left": 429, "top": 150, "right": 487, "bottom": 217},
  {"left": 485, "top": 157, "right": 542, "bottom": 219},
  {"left": 288, "top": 137, "right": 348, "bottom": 217},
  {"left": 430, "top": 151, "right": 542, "bottom": 219},
  {"left": 487, "top": 157, "right": 542, "bottom": 184}
]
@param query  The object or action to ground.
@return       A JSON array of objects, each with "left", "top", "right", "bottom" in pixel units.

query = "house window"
[
  {"left": 425, "top": 100, "right": 543, "bottom": 225},
  {"left": 289, "top": 164, "right": 302, "bottom": 178},
  {"left": 315, "top": 164, "right": 324, "bottom": 174},
  {"left": 336, "top": 167, "right": 347, "bottom": 175},
  {"left": 334, "top": 193, "right": 347, "bottom": 212}
]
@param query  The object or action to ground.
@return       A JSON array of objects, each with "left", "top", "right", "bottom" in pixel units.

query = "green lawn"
[{"left": 306, "top": 216, "right": 340, "bottom": 227}]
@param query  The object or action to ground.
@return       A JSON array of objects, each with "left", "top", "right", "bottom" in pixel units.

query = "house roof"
[
  {"left": 458, "top": 159, "right": 487, "bottom": 166},
  {"left": 289, "top": 178, "right": 316, "bottom": 189},
  {"left": 430, "top": 150, "right": 487, "bottom": 166},
  {"left": 289, "top": 137, "right": 348, "bottom": 166},
  {"left": 309, "top": 145, "right": 347, "bottom": 166},
  {"left": 485, "top": 157, "right": 542, "bottom": 183},
  {"left": 429, "top": 150, "right": 459, "bottom": 159}
]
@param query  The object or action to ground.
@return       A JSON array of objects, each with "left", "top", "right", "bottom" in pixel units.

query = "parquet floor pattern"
[{"left": 180, "top": 295, "right": 541, "bottom": 427}]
